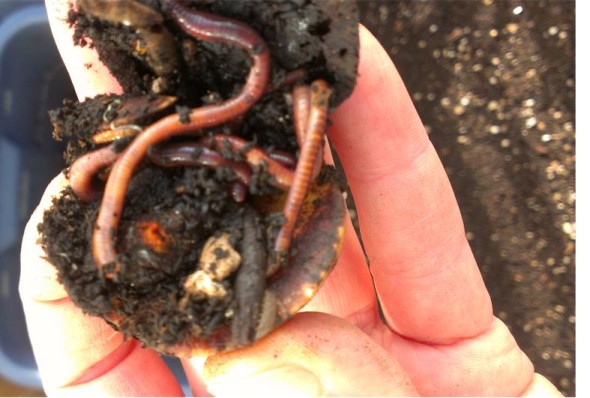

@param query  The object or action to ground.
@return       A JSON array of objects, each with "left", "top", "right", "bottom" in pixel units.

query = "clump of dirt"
[{"left": 39, "top": 0, "right": 357, "bottom": 355}]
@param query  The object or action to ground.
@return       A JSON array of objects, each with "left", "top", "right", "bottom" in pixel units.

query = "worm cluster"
[{"left": 41, "top": 0, "right": 358, "bottom": 355}]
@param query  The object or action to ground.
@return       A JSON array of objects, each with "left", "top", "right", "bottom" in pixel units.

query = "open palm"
[{"left": 19, "top": 2, "right": 561, "bottom": 396}]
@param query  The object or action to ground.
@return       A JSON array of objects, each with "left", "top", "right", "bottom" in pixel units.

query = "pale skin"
[{"left": 18, "top": 1, "right": 563, "bottom": 396}]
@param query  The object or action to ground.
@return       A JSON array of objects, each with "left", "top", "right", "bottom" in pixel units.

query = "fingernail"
[{"left": 206, "top": 365, "right": 324, "bottom": 397}]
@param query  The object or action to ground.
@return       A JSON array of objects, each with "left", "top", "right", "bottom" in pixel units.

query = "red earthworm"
[
  {"left": 69, "top": 144, "right": 121, "bottom": 202},
  {"left": 94, "top": 96, "right": 178, "bottom": 144},
  {"left": 148, "top": 143, "right": 251, "bottom": 203},
  {"left": 102, "top": 96, "right": 177, "bottom": 128},
  {"left": 292, "top": 85, "right": 311, "bottom": 147},
  {"left": 280, "top": 69, "right": 309, "bottom": 90},
  {"left": 148, "top": 142, "right": 252, "bottom": 185},
  {"left": 229, "top": 182, "right": 248, "bottom": 203},
  {"left": 92, "top": 125, "right": 143, "bottom": 145},
  {"left": 274, "top": 80, "right": 332, "bottom": 258},
  {"left": 266, "top": 68, "right": 308, "bottom": 93},
  {"left": 293, "top": 84, "right": 323, "bottom": 178},
  {"left": 267, "top": 149, "right": 296, "bottom": 169},
  {"left": 163, "top": 0, "right": 267, "bottom": 59},
  {"left": 93, "top": 0, "right": 271, "bottom": 275},
  {"left": 200, "top": 135, "right": 294, "bottom": 190},
  {"left": 149, "top": 140, "right": 296, "bottom": 203},
  {"left": 148, "top": 140, "right": 297, "bottom": 188}
]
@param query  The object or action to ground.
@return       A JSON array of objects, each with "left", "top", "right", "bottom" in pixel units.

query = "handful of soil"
[{"left": 40, "top": 0, "right": 359, "bottom": 356}]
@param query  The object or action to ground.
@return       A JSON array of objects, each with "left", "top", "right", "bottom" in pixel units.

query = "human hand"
[{"left": 19, "top": 2, "right": 562, "bottom": 396}]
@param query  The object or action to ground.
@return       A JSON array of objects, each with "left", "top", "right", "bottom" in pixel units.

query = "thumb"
[{"left": 202, "top": 312, "right": 417, "bottom": 396}]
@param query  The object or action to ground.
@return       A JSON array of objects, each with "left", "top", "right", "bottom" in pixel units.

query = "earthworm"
[
  {"left": 229, "top": 182, "right": 248, "bottom": 203},
  {"left": 148, "top": 139, "right": 296, "bottom": 187},
  {"left": 149, "top": 140, "right": 297, "bottom": 203},
  {"left": 267, "top": 149, "right": 296, "bottom": 169},
  {"left": 274, "top": 80, "right": 332, "bottom": 258},
  {"left": 292, "top": 85, "right": 311, "bottom": 147},
  {"left": 280, "top": 69, "right": 309, "bottom": 90},
  {"left": 70, "top": 96, "right": 178, "bottom": 202},
  {"left": 93, "top": 0, "right": 271, "bottom": 275},
  {"left": 200, "top": 135, "right": 294, "bottom": 190},
  {"left": 92, "top": 125, "right": 144, "bottom": 145},
  {"left": 69, "top": 144, "right": 121, "bottom": 201},
  {"left": 162, "top": 0, "right": 267, "bottom": 61},
  {"left": 293, "top": 84, "right": 323, "bottom": 178},
  {"left": 97, "top": 96, "right": 177, "bottom": 136},
  {"left": 93, "top": 96, "right": 177, "bottom": 144},
  {"left": 266, "top": 68, "right": 308, "bottom": 93},
  {"left": 148, "top": 142, "right": 252, "bottom": 185}
]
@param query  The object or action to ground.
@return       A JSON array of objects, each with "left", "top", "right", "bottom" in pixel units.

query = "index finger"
[
  {"left": 45, "top": 0, "right": 122, "bottom": 100},
  {"left": 328, "top": 26, "right": 493, "bottom": 343}
]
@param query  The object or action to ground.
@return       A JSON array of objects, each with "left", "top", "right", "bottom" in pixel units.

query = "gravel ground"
[{"left": 358, "top": 1, "right": 575, "bottom": 395}]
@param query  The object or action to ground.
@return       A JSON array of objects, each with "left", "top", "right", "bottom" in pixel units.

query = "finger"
[
  {"left": 203, "top": 312, "right": 418, "bottom": 396},
  {"left": 386, "top": 318, "right": 535, "bottom": 396},
  {"left": 45, "top": 0, "right": 122, "bottom": 99},
  {"left": 180, "top": 356, "right": 212, "bottom": 397},
  {"left": 300, "top": 140, "right": 376, "bottom": 324},
  {"left": 20, "top": 177, "right": 184, "bottom": 396},
  {"left": 22, "top": 300, "right": 183, "bottom": 396},
  {"left": 521, "top": 374, "right": 563, "bottom": 397},
  {"left": 328, "top": 26, "right": 493, "bottom": 343}
]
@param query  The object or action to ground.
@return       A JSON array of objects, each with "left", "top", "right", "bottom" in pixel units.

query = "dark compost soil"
[{"left": 39, "top": 0, "right": 358, "bottom": 355}]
